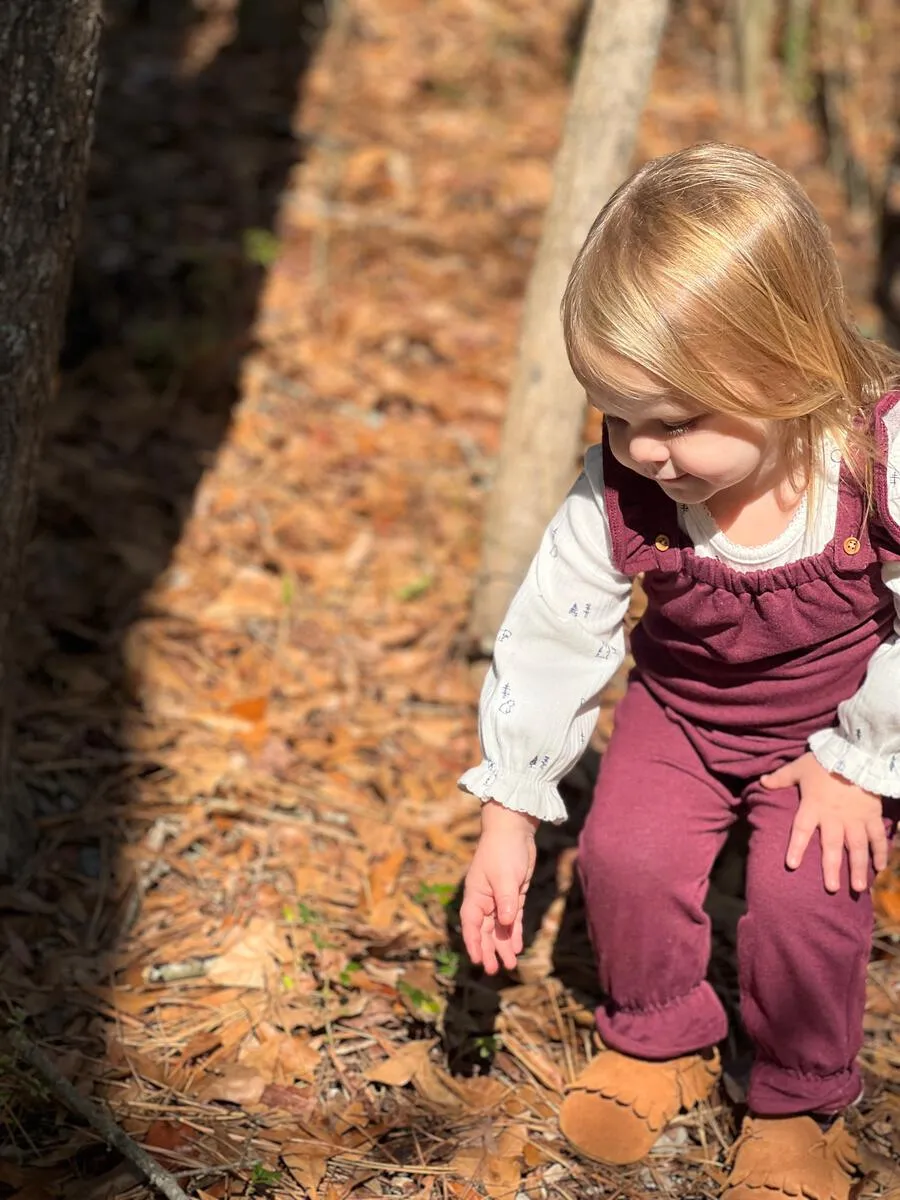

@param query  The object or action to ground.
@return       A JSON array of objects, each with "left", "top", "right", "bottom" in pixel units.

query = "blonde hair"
[{"left": 562, "top": 142, "right": 900, "bottom": 499}]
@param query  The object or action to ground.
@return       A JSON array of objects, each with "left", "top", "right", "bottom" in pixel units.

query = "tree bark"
[
  {"left": 0, "top": 2, "right": 102, "bottom": 871},
  {"left": 733, "top": 0, "right": 777, "bottom": 129},
  {"left": 469, "top": 0, "right": 669, "bottom": 654}
]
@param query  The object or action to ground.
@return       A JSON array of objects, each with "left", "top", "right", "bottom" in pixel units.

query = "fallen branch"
[{"left": 8, "top": 1026, "right": 192, "bottom": 1200}]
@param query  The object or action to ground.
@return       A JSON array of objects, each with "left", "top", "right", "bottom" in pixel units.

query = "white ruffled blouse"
[{"left": 459, "top": 430, "right": 900, "bottom": 823}]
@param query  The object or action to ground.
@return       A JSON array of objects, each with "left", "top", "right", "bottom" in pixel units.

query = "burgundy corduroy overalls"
[{"left": 578, "top": 393, "right": 900, "bottom": 1116}]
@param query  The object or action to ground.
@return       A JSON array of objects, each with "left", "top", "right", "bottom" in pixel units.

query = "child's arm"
[
  {"left": 772, "top": 563, "right": 899, "bottom": 893},
  {"left": 460, "top": 800, "right": 537, "bottom": 973},
  {"left": 761, "top": 752, "right": 888, "bottom": 893},
  {"left": 806, "top": 574, "right": 900, "bottom": 804},
  {"left": 459, "top": 450, "right": 632, "bottom": 824},
  {"left": 769, "top": 425, "right": 900, "bottom": 893},
  {"left": 459, "top": 450, "right": 631, "bottom": 970},
  {"left": 804, "top": 415, "right": 900, "bottom": 804}
]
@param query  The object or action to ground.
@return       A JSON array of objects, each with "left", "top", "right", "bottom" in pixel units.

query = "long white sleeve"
[
  {"left": 458, "top": 446, "right": 632, "bottom": 823},
  {"left": 808, "top": 426, "right": 900, "bottom": 797}
]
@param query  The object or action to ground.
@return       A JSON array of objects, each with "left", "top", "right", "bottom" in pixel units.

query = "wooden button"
[
  {"left": 654, "top": 534, "right": 671, "bottom": 552},
  {"left": 843, "top": 536, "right": 861, "bottom": 555}
]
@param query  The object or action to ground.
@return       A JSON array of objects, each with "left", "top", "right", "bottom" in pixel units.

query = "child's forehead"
[
  {"left": 592, "top": 388, "right": 698, "bottom": 423},
  {"left": 594, "top": 354, "right": 662, "bottom": 393},
  {"left": 585, "top": 358, "right": 698, "bottom": 419},
  {"left": 582, "top": 349, "right": 764, "bottom": 420}
]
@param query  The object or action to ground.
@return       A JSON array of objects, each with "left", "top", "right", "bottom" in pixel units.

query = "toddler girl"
[{"left": 458, "top": 143, "right": 900, "bottom": 1199}]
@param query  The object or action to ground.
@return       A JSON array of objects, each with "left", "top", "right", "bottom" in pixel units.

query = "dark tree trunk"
[{"left": 0, "top": 2, "right": 102, "bottom": 871}]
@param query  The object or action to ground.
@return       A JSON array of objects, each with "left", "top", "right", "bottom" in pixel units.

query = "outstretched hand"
[
  {"left": 761, "top": 752, "right": 887, "bottom": 893},
  {"left": 460, "top": 800, "right": 538, "bottom": 974}
]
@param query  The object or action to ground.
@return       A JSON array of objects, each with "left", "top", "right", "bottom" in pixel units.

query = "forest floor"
[{"left": 1, "top": 1, "right": 898, "bottom": 1198}]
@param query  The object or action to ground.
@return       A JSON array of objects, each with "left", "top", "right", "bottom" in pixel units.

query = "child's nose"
[{"left": 629, "top": 433, "right": 669, "bottom": 468}]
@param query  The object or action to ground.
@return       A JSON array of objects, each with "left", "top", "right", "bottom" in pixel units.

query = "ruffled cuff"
[
  {"left": 457, "top": 761, "right": 568, "bottom": 824},
  {"left": 809, "top": 729, "right": 900, "bottom": 799}
]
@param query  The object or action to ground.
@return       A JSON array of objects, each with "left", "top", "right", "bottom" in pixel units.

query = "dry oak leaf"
[
  {"left": 196, "top": 1065, "right": 267, "bottom": 1106},
  {"left": 408, "top": 1057, "right": 467, "bottom": 1110},
  {"left": 282, "top": 1143, "right": 333, "bottom": 1197},
  {"left": 367, "top": 846, "right": 407, "bottom": 905},
  {"left": 439, "top": 1074, "right": 509, "bottom": 1112},
  {"left": 164, "top": 744, "right": 235, "bottom": 797},
  {"left": 201, "top": 566, "right": 285, "bottom": 627},
  {"left": 205, "top": 917, "right": 287, "bottom": 989},
  {"left": 144, "top": 1120, "right": 198, "bottom": 1157},
  {"left": 259, "top": 1083, "right": 318, "bottom": 1119},
  {"left": 450, "top": 1128, "right": 528, "bottom": 1199},
  {"left": 365, "top": 1039, "right": 505, "bottom": 1113},
  {"left": 365, "top": 1038, "right": 438, "bottom": 1086},
  {"left": 239, "top": 1032, "right": 320, "bottom": 1084},
  {"left": 227, "top": 694, "right": 268, "bottom": 724},
  {"left": 873, "top": 853, "right": 900, "bottom": 928}
]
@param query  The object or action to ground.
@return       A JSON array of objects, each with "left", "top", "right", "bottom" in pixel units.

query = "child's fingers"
[
  {"left": 511, "top": 906, "right": 525, "bottom": 958},
  {"left": 845, "top": 826, "right": 870, "bottom": 893},
  {"left": 867, "top": 816, "right": 890, "bottom": 875},
  {"left": 494, "top": 927, "right": 519, "bottom": 972},
  {"left": 495, "top": 897, "right": 527, "bottom": 971},
  {"left": 761, "top": 764, "right": 794, "bottom": 790},
  {"left": 490, "top": 877, "right": 521, "bottom": 928},
  {"left": 819, "top": 819, "right": 844, "bottom": 893},
  {"left": 462, "top": 920, "right": 483, "bottom": 966},
  {"left": 480, "top": 868, "right": 525, "bottom": 972},
  {"left": 459, "top": 905, "right": 479, "bottom": 963},
  {"left": 460, "top": 891, "right": 492, "bottom": 965},
  {"left": 482, "top": 898, "right": 526, "bottom": 975},
  {"left": 462, "top": 893, "right": 522, "bottom": 975},
  {"left": 785, "top": 808, "right": 816, "bottom": 870},
  {"left": 480, "top": 916, "right": 500, "bottom": 975}
]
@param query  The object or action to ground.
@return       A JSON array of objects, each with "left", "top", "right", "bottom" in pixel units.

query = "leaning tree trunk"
[
  {"left": 469, "top": 0, "right": 669, "bottom": 654},
  {"left": 0, "top": 2, "right": 102, "bottom": 872}
]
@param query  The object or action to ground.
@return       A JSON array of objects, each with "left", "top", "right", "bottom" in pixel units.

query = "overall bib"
[{"left": 578, "top": 394, "right": 900, "bottom": 1115}]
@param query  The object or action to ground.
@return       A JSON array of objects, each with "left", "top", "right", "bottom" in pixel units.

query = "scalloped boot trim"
[
  {"left": 558, "top": 1047, "right": 721, "bottom": 1166},
  {"left": 723, "top": 1115, "right": 860, "bottom": 1200}
]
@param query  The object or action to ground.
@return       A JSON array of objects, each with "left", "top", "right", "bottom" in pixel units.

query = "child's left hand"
[{"left": 761, "top": 752, "right": 888, "bottom": 894}]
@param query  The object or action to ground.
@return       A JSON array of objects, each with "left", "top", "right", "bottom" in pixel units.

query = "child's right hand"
[{"left": 460, "top": 800, "right": 538, "bottom": 974}]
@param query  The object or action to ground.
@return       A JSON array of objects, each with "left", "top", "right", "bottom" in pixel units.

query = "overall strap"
[
  {"left": 601, "top": 428, "right": 684, "bottom": 577},
  {"left": 832, "top": 453, "right": 878, "bottom": 571},
  {"left": 833, "top": 391, "right": 900, "bottom": 567},
  {"left": 873, "top": 391, "right": 900, "bottom": 555}
]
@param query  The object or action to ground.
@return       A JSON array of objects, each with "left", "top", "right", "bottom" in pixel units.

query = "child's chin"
[
  {"left": 659, "top": 477, "right": 714, "bottom": 504},
  {"left": 658, "top": 474, "right": 697, "bottom": 492}
]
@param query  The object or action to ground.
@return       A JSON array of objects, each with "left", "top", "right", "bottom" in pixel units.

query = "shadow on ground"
[{"left": 2, "top": 0, "right": 325, "bottom": 1172}]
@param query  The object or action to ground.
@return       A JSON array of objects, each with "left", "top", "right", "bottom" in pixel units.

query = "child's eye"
[{"left": 661, "top": 418, "right": 698, "bottom": 437}]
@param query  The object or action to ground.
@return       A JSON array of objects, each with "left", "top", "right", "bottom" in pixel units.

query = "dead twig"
[{"left": 8, "top": 1025, "right": 192, "bottom": 1200}]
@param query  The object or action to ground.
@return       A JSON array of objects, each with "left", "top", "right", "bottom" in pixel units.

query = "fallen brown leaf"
[
  {"left": 368, "top": 846, "right": 407, "bottom": 905},
  {"left": 205, "top": 916, "right": 287, "bottom": 989},
  {"left": 450, "top": 1128, "right": 526, "bottom": 1199},
  {"left": 196, "top": 1065, "right": 267, "bottom": 1106},
  {"left": 239, "top": 1030, "right": 321, "bottom": 1083},
  {"left": 260, "top": 1083, "right": 319, "bottom": 1118},
  {"left": 283, "top": 1145, "right": 332, "bottom": 1196},
  {"left": 364, "top": 1038, "right": 438, "bottom": 1086}
]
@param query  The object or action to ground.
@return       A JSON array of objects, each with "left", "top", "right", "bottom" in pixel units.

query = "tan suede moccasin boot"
[
  {"left": 723, "top": 1115, "right": 861, "bottom": 1200},
  {"left": 558, "top": 1048, "right": 721, "bottom": 1165}
]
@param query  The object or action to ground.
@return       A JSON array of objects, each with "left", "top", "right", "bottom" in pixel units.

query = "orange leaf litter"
[{"left": 5, "top": 1, "right": 897, "bottom": 1197}]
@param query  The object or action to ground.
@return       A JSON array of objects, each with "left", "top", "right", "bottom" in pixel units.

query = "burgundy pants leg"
[
  {"left": 579, "top": 682, "right": 736, "bottom": 1058},
  {"left": 740, "top": 779, "right": 873, "bottom": 1115}
]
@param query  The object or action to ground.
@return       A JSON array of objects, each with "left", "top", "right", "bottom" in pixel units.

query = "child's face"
[{"left": 589, "top": 362, "right": 780, "bottom": 507}]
